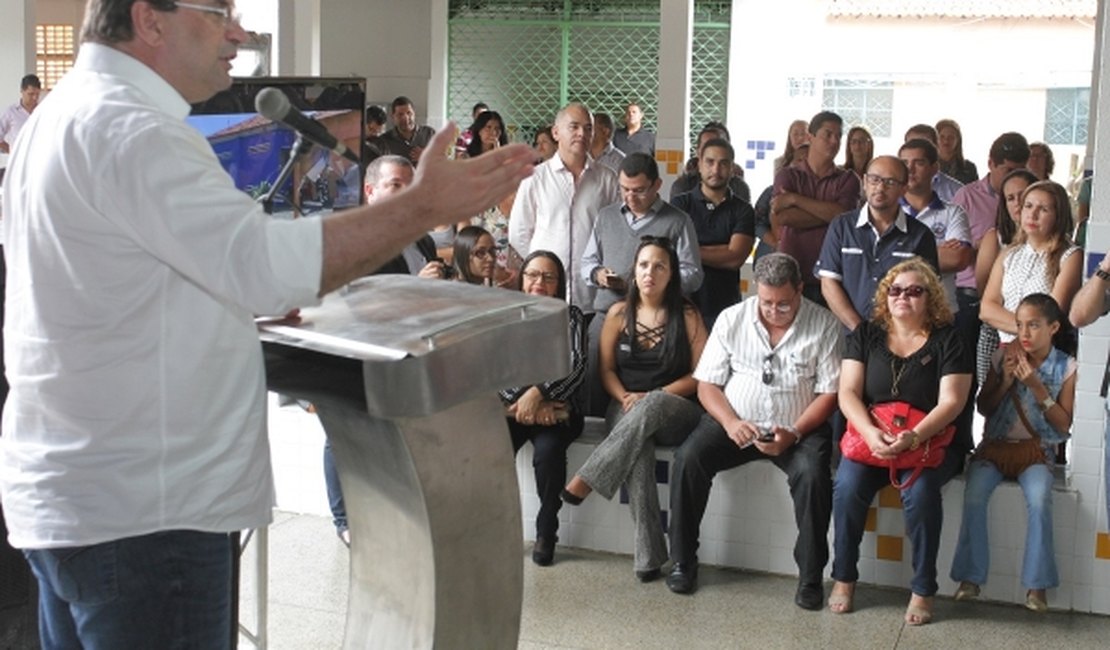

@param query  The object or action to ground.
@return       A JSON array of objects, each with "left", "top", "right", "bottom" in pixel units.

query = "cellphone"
[
  {"left": 433, "top": 258, "right": 456, "bottom": 279},
  {"left": 757, "top": 429, "right": 776, "bottom": 442}
]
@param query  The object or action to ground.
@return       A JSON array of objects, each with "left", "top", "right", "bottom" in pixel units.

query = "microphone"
[{"left": 255, "top": 87, "right": 359, "bottom": 163}]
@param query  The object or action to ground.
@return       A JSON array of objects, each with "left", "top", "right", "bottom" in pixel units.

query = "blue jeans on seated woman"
[
  {"left": 24, "top": 529, "right": 234, "bottom": 650},
  {"left": 831, "top": 447, "right": 963, "bottom": 597},
  {"left": 950, "top": 459, "right": 1058, "bottom": 590}
]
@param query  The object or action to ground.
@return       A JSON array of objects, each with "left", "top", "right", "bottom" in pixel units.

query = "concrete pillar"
[{"left": 656, "top": 0, "right": 694, "bottom": 194}]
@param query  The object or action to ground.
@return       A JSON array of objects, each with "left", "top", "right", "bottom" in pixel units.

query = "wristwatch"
[
  {"left": 1096, "top": 267, "right": 1110, "bottom": 282},
  {"left": 1040, "top": 396, "right": 1057, "bottom": 411},
  {"left": 905, "top": 430, "right": 921, "bottom": 451}
]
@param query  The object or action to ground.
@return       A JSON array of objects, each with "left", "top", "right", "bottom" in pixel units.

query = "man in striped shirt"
[{"left": 666, "top": 253, "right": 841, "bottom": 610}]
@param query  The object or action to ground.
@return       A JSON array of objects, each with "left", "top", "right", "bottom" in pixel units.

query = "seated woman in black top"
[
  {"left": 499, "top": 251, "right": 587, "bottom": 566},
  {"left": 828, "top": 258, "right": 973, "bottom": 625},
  {"left": 561, "top": 237, "right": 707, "bottom": 581}
]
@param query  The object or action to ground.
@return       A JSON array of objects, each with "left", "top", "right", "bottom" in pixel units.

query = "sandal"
[
  {"left": 905, "top": 595, "right": 933, "bottom": 626},
  {"left": 1025, "top": 590, "right": 1048, "bottom": 613},
  {"left": 827, "top": 581, "right": 855, "bottom": 614},
  {"left": 954, "top": 581, "right": 980, "bottom": 601}
]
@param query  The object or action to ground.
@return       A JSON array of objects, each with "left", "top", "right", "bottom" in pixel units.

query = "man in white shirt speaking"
[{"left": 0, "top": 1, "right": 534, "bottom": 647}]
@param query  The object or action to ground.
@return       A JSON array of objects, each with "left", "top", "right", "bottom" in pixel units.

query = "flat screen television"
[{"left": 189, "top": 77, "right": 366, "bottom": 217}]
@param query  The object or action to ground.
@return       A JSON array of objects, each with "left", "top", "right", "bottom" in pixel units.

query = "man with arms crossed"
[
  {"left": 0, "top": 2, "right": 534, "bottom": 647},
  {"left": 667, "top": 253, "right": 841, "bottom": 609},
  {"left": 771, "top": 111, "right": 860, "bottom": 305}
]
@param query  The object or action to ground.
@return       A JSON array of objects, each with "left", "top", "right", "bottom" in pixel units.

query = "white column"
[
  {"left": 427, "top": 0, "right": 449, "bottom": 127},
  {"left": 656, "top": 0, "right": 694, "bottom": 194}
]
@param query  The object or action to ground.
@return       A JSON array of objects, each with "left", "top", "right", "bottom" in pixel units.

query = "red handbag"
[{"left": 840, "top": 401, "right": 956, "bottom": 489}]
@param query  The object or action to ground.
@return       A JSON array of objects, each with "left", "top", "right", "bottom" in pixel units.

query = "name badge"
[
  {"left": 892, "top": 251, "right": 915, "bottom": 258},
  {"left": 841, "top": 247, "right": 863, "bottom": 255}
]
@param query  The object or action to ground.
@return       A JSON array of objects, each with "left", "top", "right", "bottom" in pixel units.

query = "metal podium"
[{"left": 260, "top": 275, "right": 569, "bottom": 649}]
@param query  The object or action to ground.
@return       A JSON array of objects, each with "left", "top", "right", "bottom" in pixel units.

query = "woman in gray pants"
[{"left": 562, "top": 237, "right": 707, "bottom": 581}]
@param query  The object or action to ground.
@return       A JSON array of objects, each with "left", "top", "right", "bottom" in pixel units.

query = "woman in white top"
[{"left": 979, "top": 181, "right": 1081, "bottom": 351}]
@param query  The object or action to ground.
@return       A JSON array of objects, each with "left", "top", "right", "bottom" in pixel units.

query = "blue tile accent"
[
  {"left": 746, "top": 140, "right": 756, "bottom": 150},
  {"left": 745, "top": 160, "right": 755, "bottom": 170},
  {"left": 1087, "top": 252, "right": 1106, "bottom": 277},
  {"left": 756, "top": 151, "right": 766, "bottom": 160}
]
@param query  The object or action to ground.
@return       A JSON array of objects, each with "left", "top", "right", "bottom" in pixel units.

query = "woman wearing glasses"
[
  {"left": 451, "top": 225, "right": 500, "bottom": 286},
  {"left": 828, "top": 259, "right": 972, "bottom": 625},
  {"left": 460, "top": 110, "right": 523, "bottom": 287},
  {"left": 500, "top": 250, "right": 587, "bottom": 566},
  {"left": 561, "top": 237, "right": 707, "bottom": 581}
]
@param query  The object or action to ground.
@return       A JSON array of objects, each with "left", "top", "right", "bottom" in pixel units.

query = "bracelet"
[
  {"left": 902, "top": 430, "right": 921, "bottom": 451},
  {"left": 786, "top": 426, "right": 801, "bottom": 445},
  {"left": 1096, "top": 267, "right": 1110, "bottom": 282}
]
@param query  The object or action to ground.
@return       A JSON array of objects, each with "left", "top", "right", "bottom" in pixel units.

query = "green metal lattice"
[{"left": 447, "top": 0, "right": 730, "bottom": 151}]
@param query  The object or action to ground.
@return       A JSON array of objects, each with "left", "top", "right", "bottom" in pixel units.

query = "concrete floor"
[{"left": 238, "top": 511, "right": 1110, "bottom": 649}]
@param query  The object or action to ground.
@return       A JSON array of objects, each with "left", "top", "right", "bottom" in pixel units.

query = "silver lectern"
[{"left": 260, "top": 275, "right": 568, "bottom": 649}]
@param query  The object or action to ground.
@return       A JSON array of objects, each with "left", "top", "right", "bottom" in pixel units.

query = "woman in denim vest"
[{"left": 951, "top": 293, "right": 1075, "bottom": 612}]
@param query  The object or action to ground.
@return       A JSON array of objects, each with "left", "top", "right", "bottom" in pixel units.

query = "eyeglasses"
[
  {"left": 887, "top": 284, "right": 927, "bottom": 298},
  {"left": 471, "top": 246, "right": 501, "bottom": 260},
  {"left": 759, "top": 299, "right": 794, "bottom": 314},
  {"left": 173, "top": 1, "right": 242, "bottom": 25},
  {"left": 762, "top": 354, "right": 774, "bottom": 386},
  {"left": 522, "top": 269, "right": 558, "bottom": 283},
  {"left": 864, "top": 173, "right": 905, "bottom": 188}
]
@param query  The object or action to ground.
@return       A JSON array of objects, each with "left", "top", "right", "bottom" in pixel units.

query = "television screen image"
[{"left": 189, "top": 78, "right": 365, "bottom": 217}]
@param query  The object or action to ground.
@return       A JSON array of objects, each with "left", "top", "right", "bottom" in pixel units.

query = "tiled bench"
[{"left": 515, "top": 417, "right": 1098, "bottom": 611}]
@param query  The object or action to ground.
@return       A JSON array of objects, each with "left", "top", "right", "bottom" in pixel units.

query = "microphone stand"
[{"left": 259, "top": 133, "right": 314, "bottom": 217}]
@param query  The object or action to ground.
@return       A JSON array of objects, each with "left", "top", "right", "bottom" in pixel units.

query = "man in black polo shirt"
[
  {"left": 816, "top": 155, "right": 938, "bottom": 330},
  {"left": 672, "top": 138, "right": 755, "bottom": 328}
]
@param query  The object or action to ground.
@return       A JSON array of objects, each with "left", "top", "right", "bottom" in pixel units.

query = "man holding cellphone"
[{"left": 666, "top": 253, "right": 841, "bottom": 610}]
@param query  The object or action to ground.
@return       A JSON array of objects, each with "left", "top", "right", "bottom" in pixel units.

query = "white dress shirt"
[
  {"left": 0, "top": 100, "right": 31, "bottom": 151},
  {"left": 509, "top": 154, "right": 619, "bottom": 308},
  {"left": 0, "top": 43, "right": 323, "bottom": 548},
  {"left": 694, "top": 296, "right": 841, "bottom": 428}
]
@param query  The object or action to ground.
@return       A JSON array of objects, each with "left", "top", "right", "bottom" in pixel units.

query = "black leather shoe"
[
  {"left": 532, "top": 537, "right": 555, "bottom": 566},
  {"left": 635, "top": 568, "right": 661, "bottom": 583},
  {"left": 795, "top": 582, "right": 823, "bottom": 610},
  {"left": 666, "top": 562, "right": 698, "bottom": 594}
]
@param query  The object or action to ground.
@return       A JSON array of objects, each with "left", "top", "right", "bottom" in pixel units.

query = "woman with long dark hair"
[
  {"left": 461, "top": 110, "right": 521, "bottom": 287},
  {"left": 561, "top": 237, "right": 707, "bottom": 581},
  {"left": 451, "top": 225, "right": 498, "bottom": 286}
]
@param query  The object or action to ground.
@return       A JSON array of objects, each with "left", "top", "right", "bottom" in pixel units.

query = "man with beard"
[
  {"left": 671, "top": 138, "right": 755, "bottom": 328},
  {"left": 816, "top": 156, "right": 939, "bottom": 330}
]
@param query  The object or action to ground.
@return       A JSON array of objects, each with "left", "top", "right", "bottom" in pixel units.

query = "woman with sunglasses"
[
  {"left": 828, "top": 259, "right": 972, "bottom": 625},
  {"left": 451, "top": 225, "right": 499, "bottom": 285},
  {"left": 560, "top": 237, "right": 707, "bottom": 581},
  {"left": 500, "top": 250, "right": 587, "bottom": 566}
]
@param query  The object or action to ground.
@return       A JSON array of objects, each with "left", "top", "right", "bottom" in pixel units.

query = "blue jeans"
[
  {"left": 950, "top": 459, "right": 1058, "bottom": 589},
  {"left": 24, "top": 530, "right": 234, "bottom": 650},
  {"left": 323, "top": 439, "right": 347, "bottom": 533},
  {"left": 831, "top": 449, "right": 962, "bottom": 596}
]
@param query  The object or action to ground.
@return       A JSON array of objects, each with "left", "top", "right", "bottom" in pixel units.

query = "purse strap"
[{"left": 1008, "top": 385, "right": 1043, "bottom": 443}]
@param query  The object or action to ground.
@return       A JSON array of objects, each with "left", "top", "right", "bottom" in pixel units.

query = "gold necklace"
[{"left": 890, "top": 357, "right": 909, "bottom": 397}]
